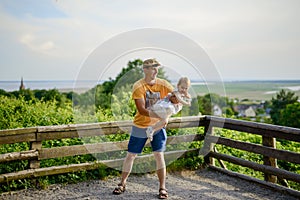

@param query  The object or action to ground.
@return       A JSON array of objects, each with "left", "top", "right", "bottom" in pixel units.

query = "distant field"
[{"left": 190, "top": 80, "right": 300, "bottom": 101}]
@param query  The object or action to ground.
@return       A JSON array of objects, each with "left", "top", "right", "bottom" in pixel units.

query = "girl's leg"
[
  {"left": 146, "top": 116, "right": 171, "bottom": 141},
  {"left": 152, "top": 118, "right": 169, "bottom": 132}
]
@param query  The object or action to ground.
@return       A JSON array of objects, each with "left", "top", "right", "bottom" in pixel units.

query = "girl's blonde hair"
[{"left": 177, "top": 77, "right": 191, "bottom": 87}]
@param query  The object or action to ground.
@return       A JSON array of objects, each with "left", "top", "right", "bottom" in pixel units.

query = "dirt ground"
[{"left": 0, "top": 169, "right": 298, "bottom": 200}]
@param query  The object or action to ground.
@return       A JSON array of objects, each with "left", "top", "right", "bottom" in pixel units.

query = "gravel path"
[{"left": 0, "top": 169, "right": 297, "bottom": 200}]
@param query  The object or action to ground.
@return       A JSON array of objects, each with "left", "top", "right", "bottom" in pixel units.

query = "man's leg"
[
  {"left": 113, "top": 152, "right": 137, "bottom": 195},
  {"left": 120, "top": 152, "right": 137, "bottom": 186},
  {"left": 151, "top": 129, "right": 169, "bottom": 198},
  {"left": 153, "top": 151, "right": 166, "bottom": 189}
]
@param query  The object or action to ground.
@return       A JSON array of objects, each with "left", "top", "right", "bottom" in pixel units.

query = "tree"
[
  {"left": 10, "top": 89, "right": 35, "bottom": 101},
  {"left": 74, "top": 59, "right": 170, "bottom": 111},
  {"left": 279, "top": 102, "right": 300, "bottom": 128},
  {"left": 197, "top": 93, "right": 229, "bottom": 115},
  {"left": 95, "top": 59, "right": 142, "bottom": 110},
  {"left": 270, "top": 89, "right": 298, "bottom": 125},
  {"left": 111, "top": 85, "right": 136, "bottom": 121},
  {"left": 0, "top": 89, "right": 9, "bottom": 97},
  {"left": 101, "top": 59, "right": 168, "bottom": 94}
]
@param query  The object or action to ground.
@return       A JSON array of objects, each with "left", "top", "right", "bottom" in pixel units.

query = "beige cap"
[{"left": 143, "top": 58, "right": 161, "bottom": 68}]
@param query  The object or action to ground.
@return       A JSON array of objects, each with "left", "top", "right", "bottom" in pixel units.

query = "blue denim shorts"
[{"left": 128, "top": 126, "right": 167, "bottom": 154}]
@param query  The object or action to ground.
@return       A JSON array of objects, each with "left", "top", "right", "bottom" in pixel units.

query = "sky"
[{"left": 0, "top": 0, "right": 300, "bottom": 82}]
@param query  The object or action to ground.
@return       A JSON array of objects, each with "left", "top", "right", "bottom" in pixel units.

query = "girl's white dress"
[{"left": 150, "top": 91, "right": 191, "bottom": 119}]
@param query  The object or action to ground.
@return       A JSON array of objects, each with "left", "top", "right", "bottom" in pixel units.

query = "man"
[{"left": 113, "top": 58, "right": 173, "bottom": 199}]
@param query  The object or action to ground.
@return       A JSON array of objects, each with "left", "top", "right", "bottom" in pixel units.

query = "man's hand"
[{"left": 169, "top": 93, "right": 179, "bottom": 104}]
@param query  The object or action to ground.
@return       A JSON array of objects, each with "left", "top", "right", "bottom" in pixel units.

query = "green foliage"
[
  {"left": 276, "top": 139, "right": 300, "bottom": 190},
  {"left": 104, "top": 59, "right": 144, "bottom": 94},
  {"left": 78, "top": 59, "right": 144, "bottom": 110},
  {"left": 111, "top": 85, "right": 136, "bottom": 121},
  {"left": 167, "top": 152, "right": 204, "bottom": 172},
  {"left": 1, "top": 88, "right": 70, "bottom": 107},
  {"left": 270, "top": 89, "right": 298, "bottom": 125},
  {"left": 197, "top": 93, "right": 233, "bottom": 116},
  {"left": 279, "top": 102, "right": 300, "bottom": 128},
  {"left": 73, "top": 59, "right": 170, "bottom": 111},
  {"left": 0, "top": 96, "right": 73, "bottom": 130}
]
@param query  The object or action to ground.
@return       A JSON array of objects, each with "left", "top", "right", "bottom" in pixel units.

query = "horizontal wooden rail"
[
  {"left": 206, "top": 116, "right": 300, "bottom": 142},
  {"left": 39, "top": 141, "right": 128, "bottom": 160},
  {"left": 209, "top": 151, "right": 300, "bottom": 183},
  {"left": 0, "top": 116, "right": 205, "bottom": 143},
  {"left": 39, "top": 134, "right": 203, "bottom": 160},
  {"left": 0, "top": 149, "right": 198, "bottom": 183},
  {"left": 208, "top": 135, "right": 300, "bottom": 164},
  {"left": 0, "top": 150, "right": 38, "bottom": 163},
  {"left": 209, "top": 166, "right": 300, "bottom": 199},
  {"left": 0, "top": 130, "right": 36, "bottom": 144}
]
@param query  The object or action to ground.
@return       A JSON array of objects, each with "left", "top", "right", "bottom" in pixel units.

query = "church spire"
[{"left": 19, "top": 77, "right": 25, "bottom": 90}]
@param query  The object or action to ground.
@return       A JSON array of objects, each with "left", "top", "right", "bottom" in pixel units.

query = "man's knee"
[
  {"left": 153, "top": 152, "right": 166, "bottom": 169},
  {"left": 126, "top": 152, "right": 137, "bottom": 160},
  {"left": 153, "top": 151, "right": 163, "bottom": 156}
]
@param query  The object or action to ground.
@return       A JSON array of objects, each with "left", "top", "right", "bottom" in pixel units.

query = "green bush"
[{"left": 0, "top": 96, "right": 73, "bottom": 130}]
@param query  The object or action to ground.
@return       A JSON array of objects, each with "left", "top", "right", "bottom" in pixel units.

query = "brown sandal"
[
  {"left": 112, "top": 183, "right": 126, "bottom": 195},
  {"left": 158, "top": 188, "right": 168, "bottom": 199}
]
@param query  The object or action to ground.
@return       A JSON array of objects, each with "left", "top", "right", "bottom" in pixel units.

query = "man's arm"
[{"left": 135, "top": 98, "right": 161, "bottom": 118}]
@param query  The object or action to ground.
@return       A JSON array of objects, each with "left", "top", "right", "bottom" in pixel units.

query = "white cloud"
[{"left": 20, "top": 33, "right": 55, "bottom": 54}]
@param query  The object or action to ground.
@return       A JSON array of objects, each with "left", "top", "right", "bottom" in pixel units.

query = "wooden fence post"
[
  {"left": 29, "top": 141, "right": 42, "bottom": 169},
  {"left": 203, "top": 124, "right": 215, "bottom": 167},
  {"left": 262, "top": 136, "right": 277, "bottom": 183}
]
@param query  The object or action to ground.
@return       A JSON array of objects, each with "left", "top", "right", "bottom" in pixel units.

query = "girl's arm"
[{"left": 173, "top": 91, "right": 191, "bottom": 106}]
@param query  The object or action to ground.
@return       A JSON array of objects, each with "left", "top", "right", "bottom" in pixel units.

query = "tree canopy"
[
  {"left": 270, "top": 89, "right": 298, "bottom": 125},
  {"left": 279, "top": 102, "right": 300, "bottom": 128},
  {"left": 73, "top": 59, "right": 170, "bottom": 110}
]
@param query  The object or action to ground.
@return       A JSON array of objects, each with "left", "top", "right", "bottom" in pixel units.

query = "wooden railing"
[
  {"left": 0, "top": 116, "right": 299, "bottom": 197},
  {"left": 202, "top": 116, "right": 300, "bottom": 197}
]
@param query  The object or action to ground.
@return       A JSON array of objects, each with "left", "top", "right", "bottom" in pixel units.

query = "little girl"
[{"left": 146, "top": 77, "right": 192, "bottom": 141}]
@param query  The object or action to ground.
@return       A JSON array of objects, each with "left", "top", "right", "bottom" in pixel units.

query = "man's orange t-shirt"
[{"left": 132, "top": 78, "right": 173, "bottom": 128}]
